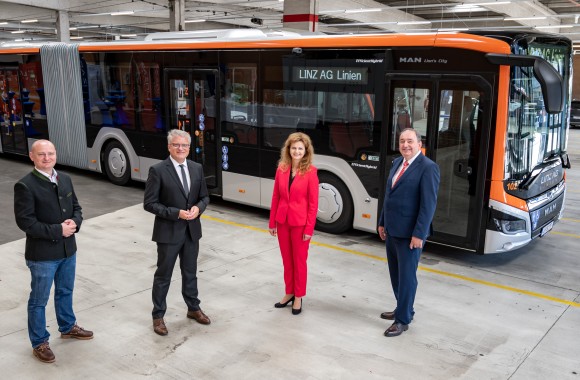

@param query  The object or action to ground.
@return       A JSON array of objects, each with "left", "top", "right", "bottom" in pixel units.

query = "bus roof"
[{"left": 0, "top": 30, "right": 520, "bottom": 55}]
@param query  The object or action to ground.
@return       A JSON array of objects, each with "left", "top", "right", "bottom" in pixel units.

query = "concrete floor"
[{"left": 1, "top": 130, "right": 579, "bottom": 379}]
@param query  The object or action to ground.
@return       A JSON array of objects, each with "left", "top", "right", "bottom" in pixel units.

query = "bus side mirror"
[
  {"left": 486, "top": 53, "right": 565, "bottom": 114},
  {"left": 533, "top": 59, "right": 564, "bottom": 114}
]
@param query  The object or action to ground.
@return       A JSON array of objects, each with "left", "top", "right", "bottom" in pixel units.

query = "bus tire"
[
  {"left": 103, "top": 140, "right": 131, "bottom": 186},
  {"left": 316, "top": 172, "right": 353, "bottom": 234}
]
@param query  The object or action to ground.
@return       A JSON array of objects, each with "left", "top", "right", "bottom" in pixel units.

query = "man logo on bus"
[{"left": 399, "top": 57, "right": 422, "bottom": 63}]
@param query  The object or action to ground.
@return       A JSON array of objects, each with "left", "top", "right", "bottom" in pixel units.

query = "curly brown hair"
[{"left": 278, "top": 132, "right": 314, "bottom": 175}]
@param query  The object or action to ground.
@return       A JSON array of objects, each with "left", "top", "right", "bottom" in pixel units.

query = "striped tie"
[{"left": 392, "top": 161, "right": 409, "bottom": 187}]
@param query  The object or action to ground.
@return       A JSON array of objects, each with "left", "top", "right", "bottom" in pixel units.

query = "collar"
[
  {"left": 33, "top": 167, "right": 58, "bottom": 183},
  {"left": 169, "top": 156, "right": 187, "bottom": 169}
]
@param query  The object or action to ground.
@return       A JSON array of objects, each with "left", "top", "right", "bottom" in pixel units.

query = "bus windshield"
[{"left": 505, "top": 43, "right": 569, "bottom": 180}]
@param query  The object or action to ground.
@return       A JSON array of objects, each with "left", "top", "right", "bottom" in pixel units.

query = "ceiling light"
[
  {"left": 21, "top": 19, "right": 38, "bottom": 23},
  {"left": 398, "top": 21, "right": 431, "bottom": 25},
  {"left": 471, "top": 1, "right": 511, "bottom": 5},
  {"left": 0, "top": 22, "right": 7, "bottom": 25},
  {"left": 536, "top": 25, "right": 575, "bottom": 29},
  {"left": 344, "top": 8, "right": 382, "bottom": 14},
  {"left": 111, "top": 11, "right": 134, "bottom": 16},
  {"left": 504, "top": 16, "right": 547, "bottom": 21},
  {"left": 69, "top": 27, "right": 78, "bottom": 31},
  {"left": 184, "top": 19, "right": 206, "bottom": 23},
  {"left": 11, "top": 30, "right": 26, "bottom": 34},
  {"left": 71, "top": 36, "right": 83, "bottom": 40},
  {"left": 121, "top": 34, "right": 137, "bottom": 37},
  {"left": 438, "top": 28, "right": 470, "bottom": 32}
]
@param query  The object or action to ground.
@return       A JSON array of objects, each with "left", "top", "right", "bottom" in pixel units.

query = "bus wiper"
[{"left": 518, "top": 164, "right": 543, "bottom": 190}]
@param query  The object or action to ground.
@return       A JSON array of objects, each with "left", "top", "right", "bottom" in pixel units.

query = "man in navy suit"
[
  {"left": 144, "top": 129, "right": 211, "bottom": 336},
  {"left": 378, "top": 128, "right": 440, "bottom": 337}
]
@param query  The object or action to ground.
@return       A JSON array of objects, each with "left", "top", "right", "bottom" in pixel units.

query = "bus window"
[
  {"left": 221, "top": 65, "right": 257, "bottom": 146},
  {"left": 390, "top": 86, "right": 429, "bottom": 150},
  {"left": 82, "top": 53, "right": 136, "bottom": 131}
]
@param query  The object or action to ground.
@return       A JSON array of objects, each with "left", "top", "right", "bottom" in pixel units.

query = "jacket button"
[{"left": 63, "top": 209, "right": 66, "bottom": 212}]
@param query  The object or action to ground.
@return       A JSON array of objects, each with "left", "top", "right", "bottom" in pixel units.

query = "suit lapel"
[
  {"left": 391, "top": 154, "right": 424, "bottom": 190},
  {"left": 165, "top": 158, "right": 188, "bottom": 199}
]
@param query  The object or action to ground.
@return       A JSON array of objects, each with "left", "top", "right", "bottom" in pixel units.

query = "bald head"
[{"left": 29, "top": 140, "right": 57, "bottom": 175}]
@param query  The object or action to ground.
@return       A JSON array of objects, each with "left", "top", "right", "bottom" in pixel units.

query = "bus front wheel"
[
  {"left": 103, "top": 141, "right": 131, "bottom": 186},
  {"left": 316, "top": 172, "right": 353, "bottom": 234}
]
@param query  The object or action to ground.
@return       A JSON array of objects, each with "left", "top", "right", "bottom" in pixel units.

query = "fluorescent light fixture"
[
  {"left": 344, "top": 8, "right": 382, "bottom": 14},
  {"left": 438, "top": 28, "right": 469, "bottom": 32},
  {"left": 69, "top": 27, "right": 78, "bottom": 31},
  {"left": 71, "top": 36, "right": 83, "bottom": 40},
  {"left": 536, "top": 25, "right": 575, "bottom": 29},
  {"left": 471, "top": 1, "right": 511, "bottom": 5},
  {"left": 184, "top": 19, "right": 206, "bottom": 23},
  {"left": 0, "top": 22, "right": 8, "bottom": 25},
  {"left": 21, "top": 19, "right": 38, "bottom": 23},
  {"left": 121, "top": 34, "right": 137, "bottom": 37},
  {"left": 11, "top": 30, "right": 26, "bottom": 34},
  {"left": 111, "top": 11, "right": 134, "bottom": 16},
  {"left": 504, "top": 16, "right": 547, "bottom": 21},
  {"left": 398, "top": 21, "right": 431, "bottom": 25}
]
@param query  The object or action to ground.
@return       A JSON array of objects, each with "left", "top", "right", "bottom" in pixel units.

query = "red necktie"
[{"left": 392, "top": 161, "right": 409, "bottom": 187}]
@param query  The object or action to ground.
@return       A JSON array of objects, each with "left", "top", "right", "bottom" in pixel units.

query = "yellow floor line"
[
  {"left": 201, "top": 214, "right": 580, "bottom": 308},
  {"left": 561, "top": 217, "right": 580, "bottom": 223},
  {"left": 551, "top": 231, "right": 580, "bottom": 238}
]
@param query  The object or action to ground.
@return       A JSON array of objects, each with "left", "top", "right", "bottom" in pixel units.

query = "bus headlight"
[
  {"left": 494, "top": 218, "right": 526, "bottom": 234},
  {"left": 489, "top": 208, "right": 527, "bottom": 235}
]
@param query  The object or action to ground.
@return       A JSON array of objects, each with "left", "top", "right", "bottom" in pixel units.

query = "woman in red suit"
[{"left": 269, "top": 132, "right": 319, "bottom": 315}]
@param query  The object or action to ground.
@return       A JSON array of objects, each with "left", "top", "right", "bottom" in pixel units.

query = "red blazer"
[{"left": 269, "top": 165, "right": 319, "bottom": 236}]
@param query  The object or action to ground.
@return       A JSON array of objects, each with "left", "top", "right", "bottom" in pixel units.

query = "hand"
[
  {"left": 61, "top": 220, "right": 76, "bottom": 237},
  {"left": 189, "top": 206, "right": 200, "bottom": 219},
  {"left": 303, "top": 234, "right": 312, "bottom": 241},
  {"left": 410, "top": 236, "right": 424, "bottom": 250},
  {"left": 178, "top": 209, "right": 192, "bottom": 220},
  {"left": 378, "top": 226, "right": 386, "bottom": 241},
  {"left": 269, "top": 228, "right": 277, "bottom": 237}
]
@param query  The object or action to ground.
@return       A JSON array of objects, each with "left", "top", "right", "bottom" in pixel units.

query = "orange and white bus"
[{"left": 0, "top": 29, "right": 571, "bottom": 253}]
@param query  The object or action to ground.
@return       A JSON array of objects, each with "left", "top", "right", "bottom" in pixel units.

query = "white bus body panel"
[
  {"left": 222, "top": 171, "right": 261, "bottom": 207},
  {"left": 484, "top": 199, "right": 531, "bottom": 253},
  {"left": 86, "top": 128, "right": 142, "bottom": 180}
]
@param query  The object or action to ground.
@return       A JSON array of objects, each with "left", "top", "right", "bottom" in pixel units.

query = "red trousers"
[{"left": 276, "top": 221, "right": 310, "bottom": 297}]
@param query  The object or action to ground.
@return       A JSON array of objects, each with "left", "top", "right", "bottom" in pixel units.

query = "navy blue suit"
[{"left": 378, "top": 153, "right": 440, "bottom": 325}]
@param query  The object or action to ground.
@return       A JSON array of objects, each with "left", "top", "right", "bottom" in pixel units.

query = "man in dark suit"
[
  {"left": 378, "top": 128, "right": 440, "bottom": 337},
  {"left": 14, "top": 140, "right": 93, "bottom": 363},
  {"left": 144, "top": 129, "right": 211, "bottom": 336}
]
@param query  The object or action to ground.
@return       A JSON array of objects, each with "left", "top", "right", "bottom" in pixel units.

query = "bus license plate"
[{"left": 541, "top": 221, "right": 554, "bottom": 237}]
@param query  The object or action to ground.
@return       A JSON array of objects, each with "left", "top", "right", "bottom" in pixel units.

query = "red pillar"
[{"left": 283, "top": 0, "right": 319, "bottom": 32}]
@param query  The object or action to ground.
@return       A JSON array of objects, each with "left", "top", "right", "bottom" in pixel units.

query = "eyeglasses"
[{"left": 170, "top": 143, "right": 190, "bottom": 149}]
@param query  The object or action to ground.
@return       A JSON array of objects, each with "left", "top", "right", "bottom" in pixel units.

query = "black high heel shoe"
[
  {"left": 274, "top": 296, "right": 295, "bottom": 308},
  {"left": 292, "top": 298, "right": 302, "bottom": 315}
]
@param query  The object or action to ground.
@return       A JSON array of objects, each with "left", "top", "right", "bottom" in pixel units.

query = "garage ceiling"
[{"left": 1, "top": 0, "right": 580, "bottom": 46}]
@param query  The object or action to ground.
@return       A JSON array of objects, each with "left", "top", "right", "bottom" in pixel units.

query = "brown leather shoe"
[
  {"left": 153, "top": 318, "right": 168, "bottom": 336},
  {"left": 384, "top": 322, "right": 409, "bottom": 337},
  {"left": 380, "top": 311, "right": 395, "bottom": 320},
  {"left": 61, "top": 324, "right": 93, "bottom": 340},
  {"left": 187, "top": 309, "right": 211, "bottom": 325},
  {"left": 33, "top": 342, "right": 55, "bottom": 363}
]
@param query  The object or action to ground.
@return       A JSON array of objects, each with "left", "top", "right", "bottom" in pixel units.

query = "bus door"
[
  {"left": 165, "top": 69, "right": 219, "bottom": 189},
  {"left": 0, "top": 67, "right": 28, "bottom": 154},
  {"left": 384, "top": 76, "right": 491, "bottom": 251}
]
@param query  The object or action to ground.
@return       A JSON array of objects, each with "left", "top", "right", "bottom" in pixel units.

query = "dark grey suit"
[{"left": 144, "top": 158, "right": 210, "bottom": 318}]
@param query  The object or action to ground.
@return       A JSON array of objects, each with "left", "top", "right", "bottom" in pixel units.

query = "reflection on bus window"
[
  {"left": 221, "top": 65, "right": 257, "bottom": 146},
  {"left": 261, "top": 88, "right": 375, "bottom": 157},
  {"left": 391, "top": 87, "right": 429, "bottom": 150},
  {"left": 506, "top": 43, "right": 567, "bottom": 180}
]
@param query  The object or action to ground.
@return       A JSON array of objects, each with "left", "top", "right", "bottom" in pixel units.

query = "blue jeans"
[{"left": 26, "top": 255, "right": 77, "bottom": 348}]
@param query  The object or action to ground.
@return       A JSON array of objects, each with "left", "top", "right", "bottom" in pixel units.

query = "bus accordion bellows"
[{"left": 0, "top": 29, "right": 571, "bottom": 254}]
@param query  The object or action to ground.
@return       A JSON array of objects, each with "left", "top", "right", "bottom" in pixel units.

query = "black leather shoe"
[
  {"left": 380, "top": 311, "right": 395, "bottom": 320},
  {"left": 384, "top": 322, "right": 408, "bottom": 337},
  {"left": 274, "top": 296, "right": 295, "bottom": 308},
  {"left": 292, "top": 298, "right": 302, "bottom": 315}
]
